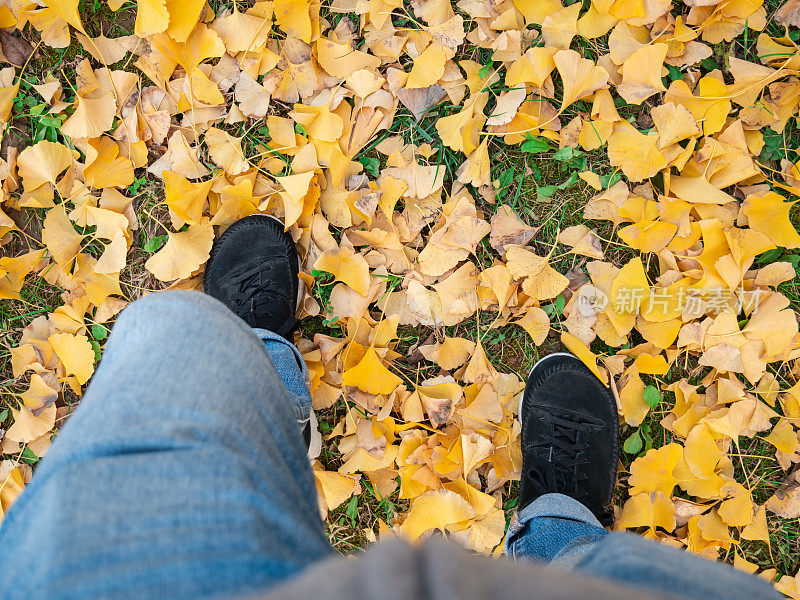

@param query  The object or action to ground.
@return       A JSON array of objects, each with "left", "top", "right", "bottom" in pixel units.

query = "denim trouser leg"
[
  {"left": 507, "top": 493, "right": 780, "bottom": 600},
  {"left": 252, "top": 327, "right": 312, "bottom": 424},
  {"left": 505, "top": 493, "right": 609, "bottom": 565},
  {"left": 0, "top": 290, "right": 332, "bottom": 600}
]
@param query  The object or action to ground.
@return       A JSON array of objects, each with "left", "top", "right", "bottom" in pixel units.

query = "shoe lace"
[
  {"left": 228, "top": 262, "right": 298, "bottom": 336},
  {"left": 527, "top": 411, "right": 594, "bottom": 503}
]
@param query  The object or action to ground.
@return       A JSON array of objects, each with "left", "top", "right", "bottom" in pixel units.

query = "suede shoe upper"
[
  {"left": 519, "top": 353, "right": 619, "bottom": 526},
  {"left": 204, "top": 215, "right": 299, "bottom": 337}
]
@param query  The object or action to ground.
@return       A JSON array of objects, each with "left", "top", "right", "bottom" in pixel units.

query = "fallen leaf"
[
  {"left": 48, "top": 332, "right": 95, "bottom": 385},
  {"left": 144, "top": 220, "right": 214, "bottom": 282}
]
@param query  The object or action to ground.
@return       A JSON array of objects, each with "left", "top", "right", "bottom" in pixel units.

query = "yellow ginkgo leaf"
[
  {"left": 616, "top": 44, "right": 668, "bottom": 105},
  {"left": 204, "top": 127, "right": 250, "bottom": 175},
  {"left": 273, "top": 0, "right": 312, "bottom": 43},
  {"left": 211, "top": 8, "right": 271, "bottom": 53},
  {"left": 42, "top": 204, "right": 82, "bottom": 266},
  {"left": 559, "top": 224, "right": 604, "bottom": 259},
  {"left": 144, "top": 220, "right": 214, "bottom": 282},
  {"left": 560, "top": 332, "right": 608, "bottom": 385},
  {"left": 456, "top": 139, "right": 491, "bottom": 187},
  {"left": 83, "top": 205, "right": 129, "bottom": 241},
  {"left": 607, "top": 121, "right": 667, "bottom": 182},
  {"left": 507, "top": 48, "right": 557, "bottom": 90},
  {"left": 75, "top": 32, "right": 137, "bottom": 64},
  {"left": 164, "top": 171, "right": 213, "bottom": 226},
  {"left": 542, "top": 3, "right": 580, "bottom": 50},
  {"left": 763, "top": 418, "right": 799, "bottom": 453},
  {"left": 620, "top": 368, "right": 648, "bottom": 426},
  {"left": 619, "top": 220, "right": 677, "bottom": 253},
  {"left": 459, "top": 431, "right": 493, "bottom": 475},
  {"left": 608, "top": 255, "right": 649, "bottom": 329},
  {"left": 419, "top": 337, "right": 475, "bottom": 370},
  {"left": 276, "top": 171, "right": 316, "bottom": 230},
  {"left": 651, "top": 102, "right": 701, "bottom": 147},
  {"left": 44, "top": 0, "right": 86, "bottom": 33},
  {"left": 314, "top": 467, "right": 361, "bottom": 516},
  {"left": 740, "top": 505, "right": 769, "bottom": 542},
  {"left": 18, "top": 140, "right": 75, "bottom": 192},
  {"left": 148, "top": 131, "right": 210, "bottom": 180},
  {"left": 512, "top": 0, "right": 562, "bottom": 25},
  {"left": 683, "top": 422, "right": 726, "bottom": 480},
  {"left": 235, "top": 72, "right": 273, "bottom": 119},
  {"left": 717, "top": 481, "right": 754, "bottom": 527},
  {"left": 399, "top": 489, "right": 476, "bottom": 542},
  {"left": 210, "top": 180, "right": 260, "bottom": 229},
  {"left": 135, "top": 0, "right": 169, "bottom": 37},
  {"left": 522, "top": 263, "right": 569, "bottom": 301},
  {"left": 516, "top": 306, "right": 550, "bottom": 345},
  {"left": 83, "top": 136, "right": 134, "bottom": 189},
  {"left": 629, "top": 443, "right": 683, "bottom": 496},
  {"left": 663, "top": 76, "right": 731, "bottom": 136},
  {"left": 485, "top": 86, "right": 527, "bottom": 127},
  {"left": 459, "top": 388, "right": 502, "bottom": 430},
  {"left": 342, "top": 346, "right": 402, "bottom": 395},
  {"left": 555, "top": 48, "right": 609, "bottom": 111},
  {"left": 48, "top": 332, "right": 95, "bottom": 385},
  {"left": 406, "top": 41, "right": 448, "bottom": 89},
  {"left": 416, "top": 381, "right": 461, "bottom": 427},
  {"left": 20, "top": 373, "right": 58, "bottom": 412},
  {"left": 450, "top": 507, "right": 505, "bottom": 553},
  {"left": 94, "top": 230, "right": 128, "bottom": 275},
  {"left": 151, "top": 24, "right": 225, "bottom": 73},
  {"left": 313, "top": 247, "right": 371, "bottom": 297},
  {"left": 742, "top": 192, "right": 800, "bottom": 249},
  {"left": 633, "top": 354, "right": 669, "bottom": 376},
  {"left": 164, "top": 0, "right": 205, "bottom": 43},
  {"left": 0, "top": 465, "right": 26, "bottom": 518},
  {"left": 505, "top": 245, "right": 548, "bottom": 278},
  {"left": 578, "top": 170, "right": 602, "bottom": 190},
  {"left": 316, "top": 37, "right": 382, "bottom": 79},
  {"left": 669, "top": 175, "right": 735, "bottom": 205},
  {"left": 619, "top": 492, "right": 676, "bottom": 534},
  {"left": 60, "top": 93, "right": 116, "bottom": 140},
  {"left": 0, "top": 80, "right": 18, "bottom": 125},
  {"left": 462, "top": 339, "right": 498, "bottom": 384},
  {"left": 5, "top": 404, "right": 57, "bottom": 444}
]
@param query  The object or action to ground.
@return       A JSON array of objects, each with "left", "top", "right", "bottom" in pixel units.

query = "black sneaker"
[
  {"left": 518, "top": 352, "right": 618, "bottom": 526},
  {"left": 204, "top": 214, "right": 300, "bottom": 338}
]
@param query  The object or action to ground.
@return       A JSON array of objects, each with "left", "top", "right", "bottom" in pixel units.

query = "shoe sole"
[
  {"left": 244, "top": 213, "right": 286, "bottom": 229},
  {"left": 260, "top": 213, "right": 286, "bottom": 227},
  {"left": 518, "top": 352, "right": 576, "bottom": 416}
]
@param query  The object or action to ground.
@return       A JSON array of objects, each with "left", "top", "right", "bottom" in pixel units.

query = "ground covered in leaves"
[{"left": 4, "top": 0, "right": 800, "bottom": 595}]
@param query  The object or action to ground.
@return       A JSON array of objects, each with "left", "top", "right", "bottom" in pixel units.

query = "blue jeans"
[{"left": 0, "top": 291, "right": 779, "bottom": 600}]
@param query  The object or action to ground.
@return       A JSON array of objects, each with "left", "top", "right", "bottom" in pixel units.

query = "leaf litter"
[{"left": 1, "top": 0, "right": 800, "bottom": 593}]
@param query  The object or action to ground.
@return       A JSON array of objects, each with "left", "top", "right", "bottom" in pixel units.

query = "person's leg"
[
  {"left": 253, "top": 328, "right": 312, "bottom": 424},
  {"left": 0, "top": 291, "right": 332, "bottom": 600},
  {"left": 505, "top": 493, "right": 608, "bottom": 564},
  {"left": 508, "top": 498, "right": 780, "bottom": 600},
  {"left": 510, "top": 354, "right": 781, "bottom": 600}
]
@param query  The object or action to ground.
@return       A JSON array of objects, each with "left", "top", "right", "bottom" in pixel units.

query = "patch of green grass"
[
  {"left": 121, "top": 175, "right": 171, "bottom": 300},
  {"left": 0, "top": 277, "right": 65, "bottom": 464}
]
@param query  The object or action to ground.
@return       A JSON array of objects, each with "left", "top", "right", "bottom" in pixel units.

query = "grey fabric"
[{"left": 250, "top": 539, "right": 681, "bottom": 600}]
